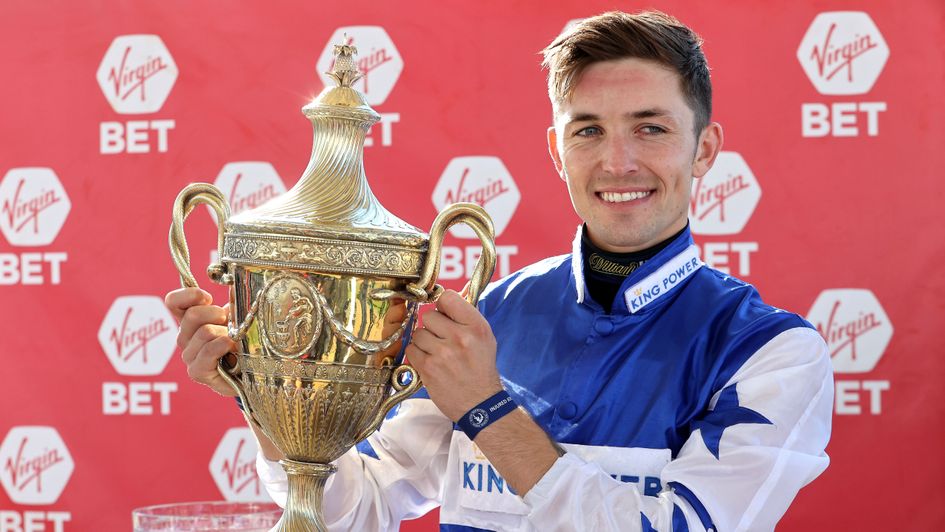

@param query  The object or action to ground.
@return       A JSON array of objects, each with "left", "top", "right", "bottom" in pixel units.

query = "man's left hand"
[{"left": 405, "top": 289, "right": 503, "bottom": 421}]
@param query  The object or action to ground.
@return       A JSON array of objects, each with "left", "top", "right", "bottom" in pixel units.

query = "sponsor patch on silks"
[
  {"left": 451, "top": 433, "right": 529, "bottom": 517},
  {"left": 443, "top": 433, "right": 674, "bottom": 530},
  {"left": 450, "top": 433, "right": 672, "bottom": 508},
  {"left": 624, "top": 245, "right": 703, "bottom": 314}
]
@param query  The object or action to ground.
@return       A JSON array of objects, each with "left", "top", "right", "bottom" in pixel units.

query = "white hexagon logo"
[
  {"left": 432, "top": 156, "right": 521, "bottom": 239},
  {"left": 209, "top": 428, "right": 273, "bottom": 502},
  {"left": 807, "top": 288, "right": 893, "bottom": 374},
  {"left": 98, "top": 295, "right": 177, "bottom": 376},
  {"left": 0, "top": 426, "right": 74, "bottom": 505},
  {"left": 213, "top": 162, "right": 287, "bottom": 218},
  {"left": 797, "top": 12, "right": 889, "bottom": 95},
  {"left": 316, "top": 26, "right": 403, "bottom": 106},
  {"left": 96, "top": 34, "right": 179, "bottom": 114},
  {"left": 0, "top": 167, "right": 71, "bottom": 247},
  {"left": 689, "top": 152, "right": 761, "bottom": 236}
]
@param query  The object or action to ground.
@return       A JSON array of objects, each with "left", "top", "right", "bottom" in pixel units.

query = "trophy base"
[{"left": 273, "top": 459, "right": 336, "bottom": 532}]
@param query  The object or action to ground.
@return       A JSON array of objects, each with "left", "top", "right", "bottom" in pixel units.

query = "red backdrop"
[{"left": 1, "top": 1, "right": 943, "bottom": 530}]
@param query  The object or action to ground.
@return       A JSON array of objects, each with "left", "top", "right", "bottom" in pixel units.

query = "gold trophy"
[{"left": 168, "top": 43, "right": 496, "bottom": 531}]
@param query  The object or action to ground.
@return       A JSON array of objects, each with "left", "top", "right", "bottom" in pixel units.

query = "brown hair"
[{"left": 542, "top": 10, "right": 712, "bottom": 136}]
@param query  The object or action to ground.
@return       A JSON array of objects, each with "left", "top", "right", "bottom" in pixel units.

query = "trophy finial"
[{"left": 328, "top": 37, "right": 363, "bottom": 87}]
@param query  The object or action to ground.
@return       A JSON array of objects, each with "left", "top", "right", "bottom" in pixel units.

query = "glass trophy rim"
[{"left": 132, "top": 500, "right": 282, "bottom": 530}]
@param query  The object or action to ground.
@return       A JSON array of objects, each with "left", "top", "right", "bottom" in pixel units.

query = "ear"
[
  {"left": 692, "top": 122, "right": 724, "bottom": 178},
  {"left": 547, "top": 126, "right": 565, "bottom": 181}
]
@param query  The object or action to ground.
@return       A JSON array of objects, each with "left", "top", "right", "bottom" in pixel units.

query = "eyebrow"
[{"left": 567, "top": 107, "right": 675, "bottom": 125}]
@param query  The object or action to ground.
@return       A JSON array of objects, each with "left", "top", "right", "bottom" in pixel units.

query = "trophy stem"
[{"left": 272, "top": 460, "right": 337, "bottom": 532}]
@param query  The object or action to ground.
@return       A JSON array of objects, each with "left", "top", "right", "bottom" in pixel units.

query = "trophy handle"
[
  {"left": 355, "top": 365, "right": 423, "bottom": 442},
  {"left": 411, "top": 202, "right": 497, "bottom": 304},
  {"left": 168, "top": 183, "right": 266, "bottom": 433},
  {"left": 169, "top": 183, "right": 232, "bottom": 288}
]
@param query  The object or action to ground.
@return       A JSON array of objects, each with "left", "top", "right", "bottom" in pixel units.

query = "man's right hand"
[{"left": 165, "top": 287, "right": 238, "bottom": 397}]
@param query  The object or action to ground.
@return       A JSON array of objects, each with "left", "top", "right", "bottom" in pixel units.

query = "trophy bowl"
[{"left": 169, "top": 43, "right": 496, "bottom": 531}]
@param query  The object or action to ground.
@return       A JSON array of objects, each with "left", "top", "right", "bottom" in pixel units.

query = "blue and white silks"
[{"left": 257, "top": 226, "right": 833, "bottom": 532}]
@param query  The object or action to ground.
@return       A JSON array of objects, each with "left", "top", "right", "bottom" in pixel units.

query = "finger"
[
  {"left": 165, "top": 288, "right": 212, "bottom": 321},
  {"left": 190, "top": 334, "right": 236, "bottom": 381},
  {"left": 434, "top": 290, "right": 479, "bottom": 325},
  {"left": 178, "top": 306, "right": 229, "bottom": 349},
  {"left": 180, "top": 342, "right": 199, "bottom": 367},
  {"left": 404, "top": 342, "right": 428, "bottom": 370},
  {"left": 419, "top": 310, "right": 457, "bottom": 340},
  {"left": 410, "top": 328, "right": 444, "bottom": 355},
  {"left": 181, "top": 323, "right": 228, "bottom": 363}
]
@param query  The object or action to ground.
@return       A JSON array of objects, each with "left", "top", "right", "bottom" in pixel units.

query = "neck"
[
  {"left": 582, "top": 225, "right": 685, "bottom": 263},
  {"left": 580, "top": 224, "right": 687, "bottom": 310}
]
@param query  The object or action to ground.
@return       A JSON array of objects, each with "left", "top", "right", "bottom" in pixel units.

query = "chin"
[{"left": 599, "top": 234, "right": 649, "bottom": 253}]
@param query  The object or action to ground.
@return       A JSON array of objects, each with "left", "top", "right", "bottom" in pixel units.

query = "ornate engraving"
[
  {"left": 223, "top": 233, "right": 424, "bottom": 278},
  {"left": 251, "top": 272, "right": 417, "bottom": 360},
  {"left": 304, "top": 105, "right": 379, "bottom": 123},
  {"left": 239, "top": 356, "right": 391, "bottom": 385},
  {"left": 241, "top": 367, "right": 392, "bottom": 464},
  {"left": 258, "top": 274, "right": 322, "bottom": 359},
  {"left": 226, "top": 221, "right": 428, "bottom": 247}
]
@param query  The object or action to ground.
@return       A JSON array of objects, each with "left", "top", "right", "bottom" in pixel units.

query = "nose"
[{"left": 600, "top": 133, "right": 639, "bottom": 177}]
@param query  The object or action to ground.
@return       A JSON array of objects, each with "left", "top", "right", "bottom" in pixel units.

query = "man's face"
[{"left": 548, "top": 57, "right": 722, "bottom": 252}]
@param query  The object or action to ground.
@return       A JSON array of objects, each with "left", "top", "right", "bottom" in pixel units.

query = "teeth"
[{"left": 600, "top": 191, "right": 651, "bottom": 203}]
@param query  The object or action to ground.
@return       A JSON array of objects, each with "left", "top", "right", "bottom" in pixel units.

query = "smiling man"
[
  {"left": 167, "top": 10, "right": 832, "bottom": 532},
  {"left": 548, "top": 57, "right": 719, "bottom": 255}
]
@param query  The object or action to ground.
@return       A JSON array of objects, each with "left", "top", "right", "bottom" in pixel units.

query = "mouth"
[{"left": 597, "top": 190, "right": 652, "bottom": 203}]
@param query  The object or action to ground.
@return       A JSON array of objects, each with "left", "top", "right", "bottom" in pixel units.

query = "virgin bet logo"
[
  {"left": 689, "top": 152, "right": 761, "bottom": 236},
  {"left": 209, "top": 428, "right": 273, "bottom": 502},
  {"left": 807, "top": 288, "right": 893, "bottom": 374},
  {"left": 98, "top": 295, "right": 177, "bottom": 376},
  {"left": 0, "top": 167, "right": 71, "bottom": 247},
  {"left": 96, "top": 34, "right": 179, "bottom": 114},
  {"left": 432, "top": 156, "right": 520, "bottom": 239},
  {"left": 213, "top": 162, "right": 286, "bottom": 218},
  {"left": 797, "top": 12, "right": 889, "bottom": 95},
  {"left": 0, "top": 426, "right": 74, "bottom": 505}
]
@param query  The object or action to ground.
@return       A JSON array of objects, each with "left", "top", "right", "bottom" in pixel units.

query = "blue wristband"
[{"left": 457, "top": 390, "right": 518, "bottom": 441}]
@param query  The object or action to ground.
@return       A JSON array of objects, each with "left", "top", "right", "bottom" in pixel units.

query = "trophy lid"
[{"left": 226, "top": 42, "right": 426, "bottom": 252}]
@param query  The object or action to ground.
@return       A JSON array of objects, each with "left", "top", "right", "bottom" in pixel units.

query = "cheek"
[
  {"left": 640, "top": 143, "right": 673, "bottom": 168},
  {"left": 654, "top": 156, "right": 693, "bottom": 190},
  {"left": 563, "top": 142, "right": 599, "bottom": 166},
  {"left": 562, "top": 160, "right": 590, "bottom": 188},
  {"left": 566, "top": 177, "right": 586, "bottom": 202}
]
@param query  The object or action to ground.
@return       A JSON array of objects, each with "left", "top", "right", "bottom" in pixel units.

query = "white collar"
[
  {"left": 570, "top": 226, "right": 586, "bottom": 304},
  {"left": 623, "top": 245, "right": 702, "bottom": 313},
  {"left": 570, "top": 226, "right": 703, "bottom": 312}
]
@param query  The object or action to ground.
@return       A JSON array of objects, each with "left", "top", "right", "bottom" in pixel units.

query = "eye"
[
  {"left": 575, "top": 126, "right": 602, "bottom": 137},
  {"left": 639, "top": 125, "right": 667, "bottom": 135}
]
